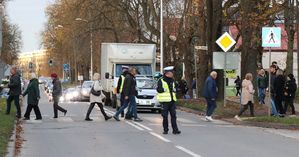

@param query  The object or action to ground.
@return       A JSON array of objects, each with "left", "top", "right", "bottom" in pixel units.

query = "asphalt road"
[{"left": 12, "top": 87, "right": 299, "bottom": 157}]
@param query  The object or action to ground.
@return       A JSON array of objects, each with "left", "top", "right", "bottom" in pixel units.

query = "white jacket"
[
  {"left": 241, "top": 79, "right": 255, "bottom": 105},
  {"left": 90, "top": 81, "right": 106, "bottom": 103}
]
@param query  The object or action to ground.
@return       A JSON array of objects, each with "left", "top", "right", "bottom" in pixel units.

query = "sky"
[{"left": 6, "top": 0, "right": 53, "bottom": 53}]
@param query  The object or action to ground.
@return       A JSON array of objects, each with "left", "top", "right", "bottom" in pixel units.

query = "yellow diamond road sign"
[{"left": 216, "top": 32, "right": 236, "bottom": 52}]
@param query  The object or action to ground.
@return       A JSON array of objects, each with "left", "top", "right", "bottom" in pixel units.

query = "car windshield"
[
  {"left": 115, "top": 64, "right": 152, "bottom": 77},
  {"left": 82, "top": 81, "right": 93, "bottom": 88},
  {"left": 136, "top": 79, "right": 156, "bottom": 89}
]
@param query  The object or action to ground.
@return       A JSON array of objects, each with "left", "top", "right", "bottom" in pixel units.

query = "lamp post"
[
  {"left": 160, "top": 0, "right": 163, "bottom": 73},
  {"left": 75, "top": 18, "right": 93, "bottom": 80}
]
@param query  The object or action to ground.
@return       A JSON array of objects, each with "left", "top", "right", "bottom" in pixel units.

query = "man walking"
[
  {"left": 203, "top": 71, "right": 218, "bottom": 121},
  {"left": 6, "top": 66, "right": 22, "bottom": 118},
  {"left": 51, "top": 73, "right": 67, "bottom": 118},
  {"left": 116, "top": 65, "right": 129, "bottom": 118},
  {"left": 157, "top": 66, "right": 181, "bottom": 135},
  {"left": 113, "top": 67, "right": 142, "bottom": 122}
]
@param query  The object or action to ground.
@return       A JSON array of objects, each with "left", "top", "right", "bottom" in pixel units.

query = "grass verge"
[
  {"left": 0, "top": 98, "right": 16, "bottom": 157},
  {"left": 244, "top": 116, "right": 299, "bottom": 125}
]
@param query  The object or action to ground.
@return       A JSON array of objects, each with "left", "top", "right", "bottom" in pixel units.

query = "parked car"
[
  {"left": 80, "top": 81, "right": 94, "bottom": 101},
  {"left": 135, "top": 76, "right": 161, "bottom": 112},
  {"left": 62, "top": 87, "right": 80, "bottom": 102}
]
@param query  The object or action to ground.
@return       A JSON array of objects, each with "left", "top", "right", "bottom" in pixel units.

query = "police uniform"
[
  {"left": 116, "top": 66, "right": 129, "bottom": 118},
  {"left": 157, "top": 66, "right": 181, "bottom": 135}
]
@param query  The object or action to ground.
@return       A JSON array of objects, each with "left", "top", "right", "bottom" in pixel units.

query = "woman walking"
[
  {"left": 284, "top": 74, "right": 297, "bottom": 115},
  {"left": 23, "top": 73, "right": 42, "bottom": 120},
  {"left": 235, "top": 73, "right": 255, "bottom": 121},
  {"left": 51, "top": 73, "right": 67, "bottom": 118},
  {"left": 85, "top": 73, "right": 112, "bottom": 121}
]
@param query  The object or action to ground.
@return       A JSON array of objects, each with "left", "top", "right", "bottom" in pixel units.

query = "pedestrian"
[
  {"left": 178, "top": 76, "right": 189, "bottom": 99},
  {"left": 274, "top": 69, "right": 286, "bottom": 115},
  {"left": 284, "top": 73, "right": 297, "bottom": 116},
  {"left": 192, "top": 78, "right": 196, "bottom": 98},
  {"left": 203, "top": 71, "right": 218, "bottom": 122},
  {"left": 157, "top": 66, "right": 181, "bottom": 134},
  {"left": 22, "top": 73, "right": 42, "bottom": 120},
  {"left": 6, "top": 66, "right": 22, "bottom": 119},
  {"left": 257, "top": 69, "right": 267, "bottom": 105},
  {"left": 113, "top": 67, "right": 142, "bottom": 122},
  {"left": 85, "top": 73, "right": 112, "bottom": 121},
  {"left": 269, "top": 65, "right": 279, "bottom": 116},
  {"left": 51, "top": 73, "right": 67, "bottom": 118},
  {"left": 235, "top": 73, "right": 255, "bottom": 120},
  {"left": 234, "top": 76, "right": 241, "bottom": 96},
  {"left": 116, "top": 65, "right": 129, "bottom": 118}
]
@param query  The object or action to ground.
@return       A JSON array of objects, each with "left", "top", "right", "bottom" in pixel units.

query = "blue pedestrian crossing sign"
[
  {"left": 63, "top": 64, "right": 70, "bottom": 71},
  {"left": 262, "top": 27, "right": 281, "bottom": 47}
]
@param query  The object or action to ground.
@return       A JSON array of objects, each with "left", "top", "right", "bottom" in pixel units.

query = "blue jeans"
[
  {"left": 271, "top": 98, "right": 278, "bottom": 115},
  {"left": 115, "top": 95, "right": 137, "bottom": 119},
  {"left": 258, "top": 88, "right": 266, "bottom": 103},
  {"left": 205, "top": 98, "right": 217, "bottom": 116}
]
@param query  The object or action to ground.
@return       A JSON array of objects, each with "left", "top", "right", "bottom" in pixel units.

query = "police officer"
[
  {"left": 157, "top": 66, "right": 181, "bottom": 135},
  {"left": 116, "top": 66, "right": 129, "bottom": 118}
]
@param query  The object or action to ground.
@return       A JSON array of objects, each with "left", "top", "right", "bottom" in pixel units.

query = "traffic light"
[{"left": 49, "top": 59, "right": 53, "bottom": 66}]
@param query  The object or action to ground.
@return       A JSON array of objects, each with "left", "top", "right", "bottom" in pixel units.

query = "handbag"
[{"left": 91, "top": 82, "right": 102, "bottom": 96}]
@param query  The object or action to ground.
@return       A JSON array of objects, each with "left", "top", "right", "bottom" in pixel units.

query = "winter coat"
[
  {"left": 123, "top": 73, "right": 137, "bottom": 97},
  {"left": 274, "top": 75, "right": 285, "bottom": 100},
  {"left": 157, "top": 75, "right": 177, "bottom": 102},
  {"left": 52, "top": 78, "right": 62, "bottom": 98},
  {"left": 284, "top": 79, "right": 297, "bottom": 99},
  {"left": 203, "top": 76, "right": 217, "bottom": 100},
  {"left": 257, "top": 75, "right": 268, "bottom": 89},
  {"left": 234, "top": 78, "right": 241, "bottom": 89},
  {"left": 241, "top": 79, "right": 255, "bottom": 105},
  {"left": 22, "top": 78, "right": 40, "bottom": 105},
  {"left": 8, "top": 74, "right": 21, "bottom": 96},
  {"left": 90, "top": 81, "right": 106, "bottom": 103}
]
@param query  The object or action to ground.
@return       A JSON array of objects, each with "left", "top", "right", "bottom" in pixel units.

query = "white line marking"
[
  {"left": 175, "top": 146, "right": 202, "bottom": 157},
  {"left": 125, "top": 121, "right": 144, "bottom": 131},
  {"left": 132, "top": 122, "right": 153, "bottom": 131},
  {"left": 57, "top": 117, "right": 73, "bottom": 122},
  {"left": 149, "top": 132, "right": 171, "bottom": 143},
  {"left": 181, "top": 124, "right": 206, "bottom": 127}
]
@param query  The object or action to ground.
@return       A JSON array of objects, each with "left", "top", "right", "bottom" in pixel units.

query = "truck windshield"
[{"left": 116, "top": 64, "right": 152, "bottom": 77}]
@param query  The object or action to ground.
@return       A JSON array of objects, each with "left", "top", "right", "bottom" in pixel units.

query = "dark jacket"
[
  {"left": 52, "top": 78, "right": 62, "bottom": 98},
  {"left": 123, "top": 73, "right": 137, "bottom": 97},
  {"left": 274, "top": 75, "right": 285, "bottom": 99},
  {"left": 285, "top": 79, "right": 297, "bottom": 99},
  {"left": 8, "top": 74, "right": 22, "bottom": 96},
  {"left": 116, "top": 71, "right": 129, "bottom": 94},
  {"left": 178, "top": 79, "right": 188, "bottom": 95},
  {"left": 22, "top": 78, "right": 40, "bottom": 105},
  {"left": 257, "top": 75, "right": 268, "bottom": 88},
  {"left": 270, "top": 72, "right": 277, "bottom": 97},
  {"left": 157, "top": 75, "right": 176, "bottom": 102},
  {"left": 234, "top": 78, "right": 241, "bottom": 89},
  {"left": 203, "top": 76, "right": 217, "bottom": 100}
]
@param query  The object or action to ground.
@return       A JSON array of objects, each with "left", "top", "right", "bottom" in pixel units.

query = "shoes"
[
  {"left": 53, "top": 116, "right": 58, "bottom": 119},
  {"left": 85, "top": 118, "right": 93, "bottom": 121},
  {"left": 23, "top": 117, "right": 30, "bottom": 120},
  {"left": 113, "top": 116, "right": 120, "bottom": 121},
  {"left": 173, "top": 130, "right": 181, "bottom": 135},
  {"left": 205, "top": 116, "right": 214, "bottom": 122},
  {"left": 35, "top": 118, "right": 42, "bottom": 120},
  {"left": 125, "top": 116, "right": 133, "bottom": 120},
  {"left": 163, "top": 131, "right": 168, "bottom": 135},
  {"left": 121, "top": 114, "right": 124, "bottom": 118},
  {"left": 234, "top": 115, "right": 242, "bottom": 121},
  {"left": 133, "top": 118, "right": 143, "bottom": 122},
  {"left": 105, "top": 116, "right": 112, "bottom": 121},
  {"left": 64, "top": 110, "right": 67, "bottom": 116}
]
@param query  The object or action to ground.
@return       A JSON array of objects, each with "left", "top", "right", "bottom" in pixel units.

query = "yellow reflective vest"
[
  {"left": 119, "top": 75, "right": 125, "bottom": 93},
  {"left": 157, "top": 79, "right": 177, "bottom": 102}
]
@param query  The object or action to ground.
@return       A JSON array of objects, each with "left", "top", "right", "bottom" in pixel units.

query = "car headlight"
[
  {"left": 59, "top": 96, "right": 65, "bottom": 102},
  {"left": 82, "top": 90, "right": 88, "bottom": 95},
  {"left": 73, "top": 92, "right": 79, "bottom": 97}
]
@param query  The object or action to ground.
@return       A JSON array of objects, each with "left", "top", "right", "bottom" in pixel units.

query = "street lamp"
[
  {"left": 75, "top": 17, "right": 93, "bottom": 80},
  {"left": 160, "top": 0, "right": 163, "bottom": 73}
]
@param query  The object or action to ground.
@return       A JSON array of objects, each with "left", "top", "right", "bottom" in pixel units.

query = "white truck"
[{"left": 101, "top": 43, "right": 156, "bottom": 108}]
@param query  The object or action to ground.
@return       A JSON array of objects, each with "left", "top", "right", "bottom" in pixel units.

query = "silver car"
[
  {"left": 135, "top": 76, "right": 161, "bottom": 112},
  {"left": 80, "top": 81, "right": 93, "bottom": 100}
]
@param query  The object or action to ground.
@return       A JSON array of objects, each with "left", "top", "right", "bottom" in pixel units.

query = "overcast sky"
[{"left": 6, "top": 0, "right": 53, "bottom": 53}]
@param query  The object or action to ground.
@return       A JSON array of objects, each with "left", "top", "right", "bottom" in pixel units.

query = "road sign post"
[
  {"left": 262, "top": 27, "right": 281, "bottom": 116},
  {"left": 216, "top": 32, "right": 236, "bottom": 107}
]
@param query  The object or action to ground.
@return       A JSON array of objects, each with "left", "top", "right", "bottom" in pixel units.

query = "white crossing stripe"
[
  {"left": 57, "top": 117, "right": 73, "bottom": 122},
  {"left": 132, "top": 122, "right": 153, "bottom": 131},
  {"left": 149, "top": 132, "right": 171, "bottom": 143},
  {"left": 125, "top": 121, "right": 144, "bottom": 131},
  {"left": 175, "top": 146, "right": 202, "bottom": 157}
]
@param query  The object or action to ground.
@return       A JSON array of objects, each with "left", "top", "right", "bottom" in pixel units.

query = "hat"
[
  {"left": 51, "top": 73, "right": 58, "bottom": 78},
  {"left": 163, "top": 66, "right": 174, "bottom": 73},
  {"left": 122, "top": 65, "right": 129, "bottom": 69}
]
